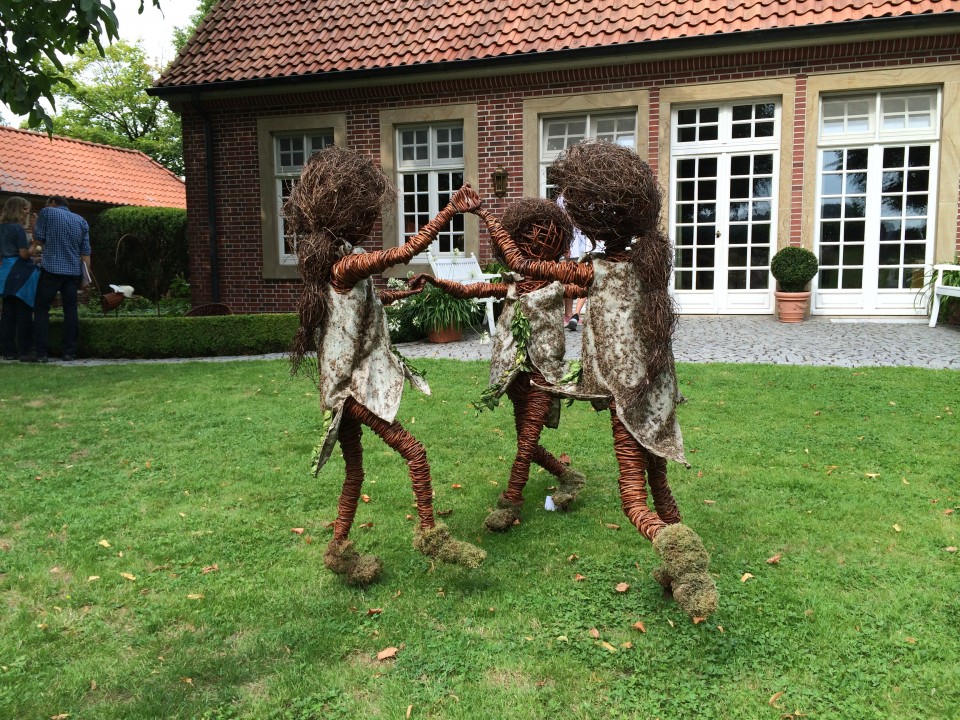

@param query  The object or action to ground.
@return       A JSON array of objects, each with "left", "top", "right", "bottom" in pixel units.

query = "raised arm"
[
  {"left": 377, "top": 287, "right": 422, "bottom": 306},
  {"left": 476, "top": 207, "right": 593, "bottom": 287},
  {"left": 332, "top": 185, "right": 481, "bottom": 291},
  {"left": 407, "top": 273, "right": 508, "bottom": 301}
]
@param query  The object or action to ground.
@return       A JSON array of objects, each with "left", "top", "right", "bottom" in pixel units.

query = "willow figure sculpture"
[
  {"left": 473, "top": 141, "right": 718, "bottom": 619},
  {"left": 410, "top": 198, "right": 592, "bottom": 531},
  {"left": 286, "top": 146, "right": 485, "bottom": 586}
]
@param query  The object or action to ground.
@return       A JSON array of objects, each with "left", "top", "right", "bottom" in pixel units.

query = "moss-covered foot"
[
  {"left": 484, "top": 495, "right": 523, "bottom": 532},
  {"left": 551, "top": 468, "right": 586, "bottom": 511},
  {"left": 413, "top": 523, "right": 487, "bottom": 568},
  {"left": 324, "top": 539, "right": 384, "bottom": 587},
  {"left": 651, "top": 524, "right": 718, "bottom": 619}
]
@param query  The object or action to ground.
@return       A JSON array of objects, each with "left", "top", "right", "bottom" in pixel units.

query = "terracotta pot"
[
  {"left": 427, "top": 325, "right": 463, "bottom": 343},
  {"left": 774, "top": 291, "right": 811, "bottom": 323}
]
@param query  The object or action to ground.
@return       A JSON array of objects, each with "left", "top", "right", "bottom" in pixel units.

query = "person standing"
[
  {"left": 0, "top": 196, "right": 39, "bottom": 360},
  {"left": 30, "top": 196, "right": 91, "bottom": 362}
]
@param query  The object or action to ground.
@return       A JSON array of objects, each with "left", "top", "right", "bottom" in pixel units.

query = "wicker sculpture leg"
[
  {"left": 610, "top": 401, "right": 718, "bottom": 618},
  {"left": 645, "top": 449, "right": 681, "bottom": 525},
  {"left": 485, "top": 372, "right": 586, "bottom": 531},
  {"left": 323, "top": 409, "right": 385, "bottom": 586},
  {"left": 337, "top": 398, "right": 485, "bottom": 570}
]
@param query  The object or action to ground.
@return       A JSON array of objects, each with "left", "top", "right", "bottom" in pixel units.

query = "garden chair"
[
  {"left": 427, "top": 250, "right": 498, "bottom": 335},
  {"left": 928, "top": 263, "right": 960, "bottom": 328}
]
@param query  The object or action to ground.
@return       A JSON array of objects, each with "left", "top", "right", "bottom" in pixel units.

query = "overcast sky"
[{"left": 1, "top": 0, "right": 200, "bottom": 126}]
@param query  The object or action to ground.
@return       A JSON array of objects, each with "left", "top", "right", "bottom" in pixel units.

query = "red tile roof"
[
  {"left": 0, "top": 126, "right": 186, "bottom": 209},
  {"left": 157, "top": 0, "right": 955, "bottom": 89}
]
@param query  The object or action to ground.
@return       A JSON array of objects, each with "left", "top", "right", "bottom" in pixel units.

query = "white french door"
[
  {"left": 670, "top": 101, "right": 780, "bottom": 314},
  {"left": 812, "top": 90, "right": 940, "bottom": 315}
]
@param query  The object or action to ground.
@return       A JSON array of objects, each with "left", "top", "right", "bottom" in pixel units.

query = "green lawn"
[{"left": 1, "top": 359, "right": 957, "bottom": 719}]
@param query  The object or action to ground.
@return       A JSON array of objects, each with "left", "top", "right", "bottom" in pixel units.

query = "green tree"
[
  {"left": 0, "top": 0, "right": 160, "bottom": 131},
  {"left": 43, "top": 40, "right": 183, "bottom": 175},
  {"left": 172, "top": 0, "right": 217, "bottom": 53}
]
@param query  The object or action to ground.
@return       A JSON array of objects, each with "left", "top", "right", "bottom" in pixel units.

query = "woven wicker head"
[
  {"left": 283, "top": 146, "right": 393, "bottom": 247},
  {"left": 500, "top": 197, "right": 573, "bottom": 261},
  {"left": 549, "top": 141, "right": 662, "bottom": 250}
]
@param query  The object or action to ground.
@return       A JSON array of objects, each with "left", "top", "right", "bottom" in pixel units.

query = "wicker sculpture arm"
[
  {"left": 377, "top": 287, "right": 422, "bottom": 306},
  {"left": 333, "top": 185, "right": 481, "bottom": 291},
  {"left": 563, "top": 283, "right": 589, "bottom": 299},
  {"left": 477, "top": 207, "right": 594, "bottom": 287},
  {"left": 408, "top": 273, "right": 508, "bottom": 301}
]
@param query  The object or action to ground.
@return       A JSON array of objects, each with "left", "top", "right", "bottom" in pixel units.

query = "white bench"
[
  {"left": 427, "top": 251, "right": 498, "bottom": 336},
  {"left": 929, "top": 263, "right": 960, "bottom": 328}
]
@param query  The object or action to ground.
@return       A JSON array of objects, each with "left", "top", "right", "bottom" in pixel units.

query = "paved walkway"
[
  {"left": 10, "top": 315, "right": 958, "bottom": 369},
  {"left": 398, "top": 315, "right": 960, "bottom": 370}
]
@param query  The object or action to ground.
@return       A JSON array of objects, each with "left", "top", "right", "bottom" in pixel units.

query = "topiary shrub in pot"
[{"left": 770, "top": 246, "right": 819, "bottom": 322}]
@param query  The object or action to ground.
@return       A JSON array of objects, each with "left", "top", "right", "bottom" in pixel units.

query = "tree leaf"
[
  {"left": 574, "top": 573, "right": 586, "bottom": 582},
  {"left": 632, "top": 621, "right": 646, "bottom": 633},
  {"left": 120, "top": 572, "right": 136, "bottom": 581},
  {"left": 766, "top": 553, "right": 782, "bottom": 564},
  {"left": 769, "top": 691, "right": 785, "bottom": 707},
  {"left": 98, "top": 539, "right": 111, "bottom": 548},
  {"left": 615, "top": 582, "right": 630, "bottom": 593},
  {"left": 740, "top": 573, "right": 754, "bottom": 582},
  {"left": 291, "top": 528, "right": 305, "bottom": 535},
  {"left": 589, "top": 628, "right": 600, "bottom": 639},
  {"left": 376, "top": 646, "right": 399, "bottom": 661}
]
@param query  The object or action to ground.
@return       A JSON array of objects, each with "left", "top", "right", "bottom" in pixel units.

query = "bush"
[
  {"left": 43, "top": 313, "right": 299, "bottom": 359},
  {"left": 770, "top": 246, "right": 819, "bottom": 292},
  {"left": 402, "top": 283, "right": 483, "bottom": 333},
  {"left": 90, "top": 207, "right": 188, "bottom": 301}
]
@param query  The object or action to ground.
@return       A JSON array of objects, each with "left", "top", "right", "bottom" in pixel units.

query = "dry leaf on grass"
[
  {"left": 291, "top": 528, "right": 305, "bottom": 535},
  {"left": 632, "top": 621, "right": 646, "bottom": 633},
  {"left": 201, "top": 564, "right": 219, "bottom": 574},
  {"left": 362, "top": 494, "right": 371, "bottom": 503},
  {"left": 559, "top": 453, "right": 571, "bottom": 465},
  {"left": 740, "top": 573, "right": 754, "bottom": 582},
  {"left": 892, "top": 524, "right": 902, "bottom": 533},
  {"left": 766, "top": 553, "right": 782, "bottom": 565},
  {"left": 358, "top": 522, "right": 374, "bottom": 529},
  {"left": 703, "top": 499, "right": 716, "bottom": 505},
  {"left": 367, "top": 608, "right": 383, "bottom": 616},
  {"left": 451, "top": 484, "right": 462, "bottom": 489},
  {"left": 437, "top": 509, "right": 453, "bottom": 517},
  {"left": 186, "top": 593, "right": 204, "bottom": 600},
  {"left": 574, "top": 573, "right": 587, "bottom": 582},
  {"left": 97, "top": 539, "right": 111, "bottom": 548},
  {"left": 119, "top": 573, "right": 136, "bottom": 582},
  {"left": 604, "top": 523, "right": 621, "bottom": 530},
  {"left": 377, "top": 646, "right": 399, "bottom": 661},
  {"left": 769, "top": 691, "right": 785, "bottom": 707},
  {"left": 599, "top": 641, "right": 617, "bottom": 653},
  {"left": 615, "top": 582, "right": 630, "bottom": 593},
  {"left": 567, "top": 553, "right": 578, "bottom": 562},
  {"left": 589, "top": 628, "right": 600, "bottom": 639}
]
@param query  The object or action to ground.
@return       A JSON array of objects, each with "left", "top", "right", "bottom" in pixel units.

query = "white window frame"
[
  {"left": 274, "top": 131, "right": 335, "bottom": 263},
  {"left": 812, "top": 88, "right": 941, "bottom": 313},
  {"left": 396, "top": 122, "right": 466, "bottom": 257},
  {"left": 257, "top": 113, "right": 346, "bottom": 280}
]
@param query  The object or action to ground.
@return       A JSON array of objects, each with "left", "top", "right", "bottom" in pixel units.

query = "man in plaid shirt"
[{"left": 30, "top": 196, "right": 91, "bottom": 362}]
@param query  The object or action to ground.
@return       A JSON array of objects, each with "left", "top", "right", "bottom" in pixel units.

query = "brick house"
[{"left": 151, "top": 0, "right": 960, "bottom": 317}]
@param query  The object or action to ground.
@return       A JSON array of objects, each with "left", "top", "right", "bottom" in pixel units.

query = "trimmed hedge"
[
  {"left": 90, "top": 207, "right": 188, "bottom": 301},
  {"left": 44, "top": 313, "right": 299, "bottom": 359}
]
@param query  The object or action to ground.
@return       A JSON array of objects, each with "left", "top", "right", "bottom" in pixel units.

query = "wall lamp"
[{"left": 491, "top": 165, "right": 508, "bottom": 198}]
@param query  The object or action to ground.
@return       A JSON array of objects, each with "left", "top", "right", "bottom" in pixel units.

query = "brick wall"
[{"left": 180, "top": 35, "right": 960, "bottom": 312}]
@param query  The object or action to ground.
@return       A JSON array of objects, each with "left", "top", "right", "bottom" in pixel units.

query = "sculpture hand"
[
  {"left": 406, "top": 273, "right": 435, "bottom": 291},
  {"left": 450, "top": 184, "right": 482, "bottom": 213}
]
